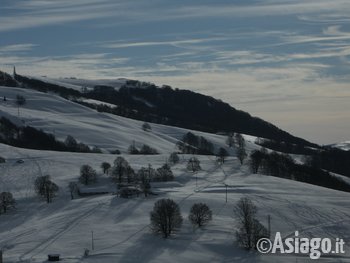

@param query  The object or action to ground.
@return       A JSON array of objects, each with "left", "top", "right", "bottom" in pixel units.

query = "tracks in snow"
[{"left": 18, "top": 202, "right": 105, "bottom": 261}]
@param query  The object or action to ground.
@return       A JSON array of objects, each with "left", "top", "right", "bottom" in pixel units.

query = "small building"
[{"left": 48, "top": 254, "right": 60, "bottom": 261}]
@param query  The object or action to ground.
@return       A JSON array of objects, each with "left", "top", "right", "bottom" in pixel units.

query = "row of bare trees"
[
  {"left": 150, "top": 199, "right": 212, "bottom": 238},
  {"left": 150, "top": 197, "right": 267, "bottom": 251}
]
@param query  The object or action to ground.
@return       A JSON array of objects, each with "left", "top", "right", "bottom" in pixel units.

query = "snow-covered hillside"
[
  {"left": 330, "top": 141, "right": 350, "bottom": 151},
  {"left": 0, "top": 85, "right": 349, "bottom": 263},
  {"left": 31, "top": 76, "right": 127, "bottom": 92},
  {"left": 0, "top": 144, "right": 349, "bottom": 263},
  {"left": 0, "top": 86, "right": 241, "bottom": 153}
]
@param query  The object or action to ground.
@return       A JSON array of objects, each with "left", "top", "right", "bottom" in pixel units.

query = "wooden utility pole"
[
  {"left": 91, "top": 230, "right": 94, "bottom": 250},
  {"left": 0, "top": 250, "right": 3, "bottom": 263}
]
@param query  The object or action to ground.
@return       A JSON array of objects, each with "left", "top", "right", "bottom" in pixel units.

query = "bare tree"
[
  {"left": 101, "top": 162, "right": 111, "bottom": 174},
  {"left": 237, "top": 147, "right": 247, "bottom": 165},
  {"left": 234, "top": 197, "right": 268, "bottom": 249},
  {"left": 189, "top": 203, "right": 212, "bottom": 227},
  {"left": 235, "top": 133, "right": 247, "bottom": 165},
  {"left": 150, "top": 199, "right": 183, "bottom": 238},
  {"left": 0, "top": 192, "right": 16, "bottom": 213},
  {"left": 217, "top": 147, "right": 229, "bottom": 164},
  {"left": 141, "top": 180, "right": 151, "bottom": 197},
  {"left": 15, "top": 94, "right": 26, "bottom": 117},
  {"left": 235, "top": 133, "right": 245, "bottom": 149},
  {"left": 34, "top": 175, "right": 59, "bottom": 203},
  {"left": 187, "top": 157, "right": 201, "bottom": 172},
  {"left": 226, "top": 132, "right": 235, "bottom": 147},
  {"left": 79, "top": 165, "right": 97, "bottom": 185},
  {"left": 68, "top": 182, "right": 77, "bottom": 200}
]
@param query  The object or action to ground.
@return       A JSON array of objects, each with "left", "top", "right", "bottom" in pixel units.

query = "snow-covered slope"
[
  {"left": 329, "top": 141, "right": 350, "bottom": 151},
  {"left": 0, "top": 86, "right": 240, "bottom": 153},
  {"left": 0, "top": 86, "right": 349, "bottom": 263},
  {"left": 32, "top": 76, "right": 127, "bottom": 91},
  {"left": 0, "top": 144, "right": 349, "bottom": 263}
]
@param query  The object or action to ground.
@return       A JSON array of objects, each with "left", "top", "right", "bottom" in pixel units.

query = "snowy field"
[
  {"left": 0, "top": 86, "right": 234, "bottom": 153},
  {"left": 0, "top": 146, "right": 349, "bottom": 263},
  {"left": 0, "top": 86, "right": 349, "bottom": 262}
]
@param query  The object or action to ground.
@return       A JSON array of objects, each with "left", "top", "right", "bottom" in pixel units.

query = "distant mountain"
[
  {"left": 329, "top": 141, "right": 350, "bottom": 151},
  {"left": 10, "top": 72, "right": 318, "bottom": 149}
]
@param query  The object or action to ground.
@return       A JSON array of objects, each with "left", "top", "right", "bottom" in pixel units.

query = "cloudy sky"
[{"left": 1, "top": 0, "right": 349, "bottom": 144}]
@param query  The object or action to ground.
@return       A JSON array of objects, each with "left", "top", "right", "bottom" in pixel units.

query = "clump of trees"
[
  {"left": 128, "top": 142, "right": 159, "bottom": 155},
  {"left": 79, "top": 165, "right": 97, "bottom": 185},
  {"left": 136, "top": 165, "right": 154, "bottom": 197},
  {"left": 155, "top": 163, "right": 174, "bottom": 182},
  {"left": 177, "top": 132, "right": 213, "bottom": 155},
  {"left": 109, "top": 149, "right": 121, "bottom": 154},
  {"left": 34, "top": 175, "right": 59, "bottom": 203},
  {"left": 128, "top": 142, "right": 139, "bottom": 154},
  {"left": 150, "top": 198, "right": 183, "bottom": 238},
  {"left": 139, "top": 144, "right": 158, "bottom": 155},
  {"left": 308, "top": 147, "right": 350, "bottom": 178},
  {"left": 249, "top": 150, "right": 350, "bottom": 192},
  {"left": 0, "top": 117, "right": 100, "bottom": 153},
  {"left": 234, "top": 197, "right": 268, "bottom": 249},
  {"left": 107, "top": 157, "right": 175, "bottom": 198},
  {"left": 256, "top": 138, "right": 315, "bottom": 155},
  {"left": 189, "top": 203, "right": 212, "bottom": 227},
  {"left": 110, "top": 157, "right": 135, "bottom": 184},
  {"left": 64, "top": 135, "right": 100, "bottom": 153},
  {"left": 0, "top": 192, "right": 16, "bottom": 213}
]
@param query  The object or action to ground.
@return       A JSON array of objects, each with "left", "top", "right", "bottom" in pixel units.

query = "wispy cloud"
[
  {"left": 0, "top": 43, "right": 37, "bottom": 53},
  {"left": 101, "top": 37, "right": 227, "bottom": 49},
  {"left": 0, "top": 0, "right": 123, "bottom": 31},
  {"left": 2, "top": 0, "right": 350, "bottom": 32}
]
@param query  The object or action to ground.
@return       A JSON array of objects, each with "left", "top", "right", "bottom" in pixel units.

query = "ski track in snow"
[{"left": 19, "top": 202, "right": 105, "bottom": 261}]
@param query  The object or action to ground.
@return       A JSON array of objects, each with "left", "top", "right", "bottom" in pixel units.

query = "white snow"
[
  {"left": 0, "top": 85, "right": 349, "bottom": 263},
  {"left": 0, "top": 86, "right": 236, "bottom": 153},
  {"left": 0, "top": 146, "right": 349, "bottom": 263},
  {"left": 330, "top": 141, "right": 350, "bottom": 151},
  {"left": 32, "top": 76, "right": 127, "bottom": 91}
]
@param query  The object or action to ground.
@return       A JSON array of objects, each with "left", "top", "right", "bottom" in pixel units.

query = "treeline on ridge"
[
  {"left": 0, "top": 117, "right": 99, "bottom": 153},
  {"left": 250, "top": 149, "right": 350, "bottom": 192},
  {"left": 11, "top": 72, "right": 316, "bottom": 149},
  {"left": 256, "top": 138, "right": 350, "bottom": 178}
]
